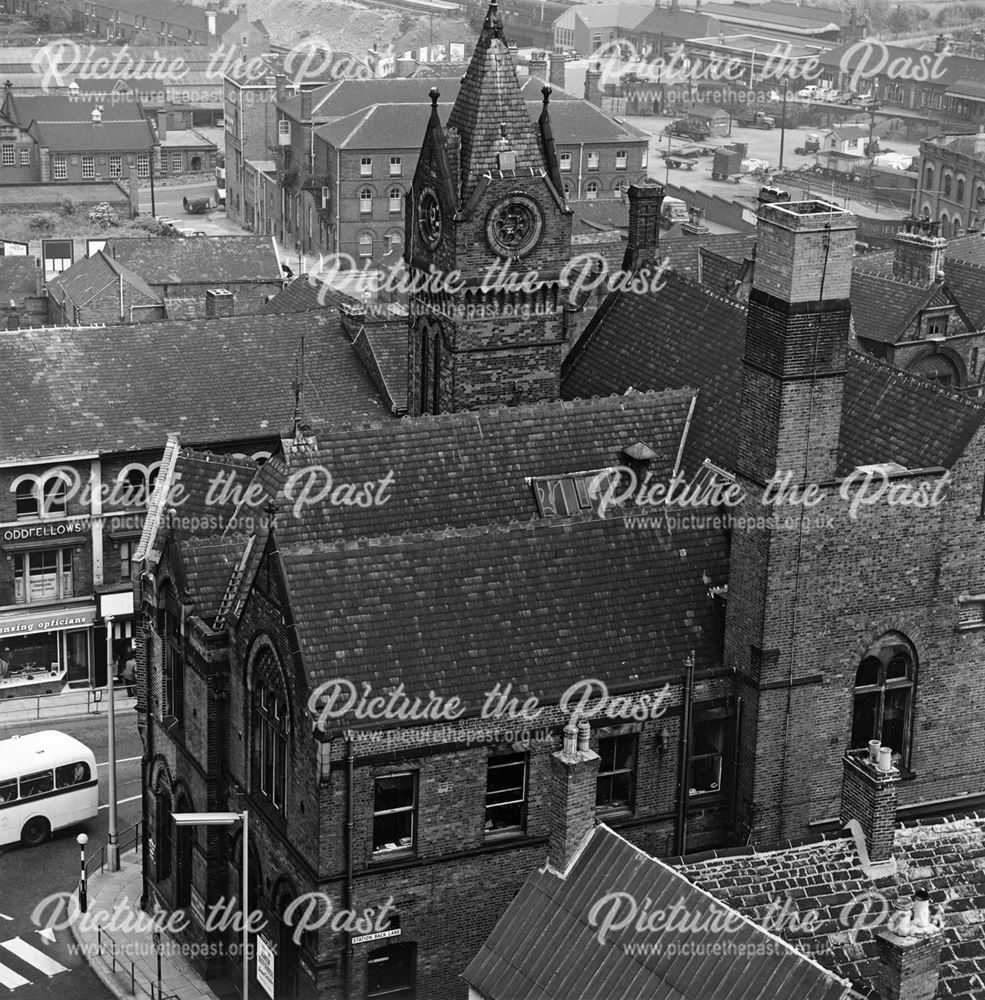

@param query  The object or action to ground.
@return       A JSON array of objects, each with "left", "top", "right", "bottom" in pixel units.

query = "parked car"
[
  {"left": 849, "top": 93, "right": 877, "bottom": 109},
  {"left": 797, "top": 85, "right": 820, "bottom": 99},
  {"left": 182, "top": 196, "right": 211, "bottom": 214}
]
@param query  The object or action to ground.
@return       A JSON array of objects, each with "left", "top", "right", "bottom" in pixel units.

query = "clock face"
[
  {"left": 486, "top": 195, "right": 543, "bottom": 258},
  {"left": 417, "top": 185, "right": 443, "bottom": 248}
]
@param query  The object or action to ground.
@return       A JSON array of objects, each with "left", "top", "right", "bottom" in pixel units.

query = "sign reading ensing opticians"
[
  {"left": 0, "top": 605, "right": 96, "bottom": 637},
  {"left": 2, "top": 520, "right": 87, "bottom": 544}
]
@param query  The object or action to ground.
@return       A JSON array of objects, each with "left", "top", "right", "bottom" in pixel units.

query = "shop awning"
[{"left": 0, "top": 604, "right": 97, "bottom": 638}]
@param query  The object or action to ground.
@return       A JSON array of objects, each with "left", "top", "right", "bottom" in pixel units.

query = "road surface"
[{"left": 0, "top": 713, "right": 144, "bottom": 999}]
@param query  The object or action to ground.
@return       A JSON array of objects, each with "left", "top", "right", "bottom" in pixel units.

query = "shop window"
[
  {"left": 14, "top": 548, "right": 74, "bottom": 604},
  {"left": 596, "top": 732, "right": 636, "bottom": 810},
  {"left": 0, "top": 631, "right": 59, "bottom": 687},
  {"left": 373, "top": 773, "right": 416, "bottom": 854},
  {"left": 484, "top": 751, "right": 526, "bottom": 834},
  {"left": 367, "top": 942, "right": 416, "bottom": 999},
  {"left": 251, "top": 648, "right": 288, "bottom": 812},
  {"left": 65, "top": 629, "right": 90, "bottom": 684},
  {"left": 851, "top": 633, "right": 916, "bottom": 767}
]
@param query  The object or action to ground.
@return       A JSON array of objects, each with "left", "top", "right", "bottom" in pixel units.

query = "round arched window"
[{"left": 850, "top": 633, "right": 916, "bottom": 766}]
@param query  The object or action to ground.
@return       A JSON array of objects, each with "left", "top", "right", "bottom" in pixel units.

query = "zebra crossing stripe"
[
  {"left": 0, "top": 961, "right": 29, "bottom": 991},
  {"left": 0, "top": 937, "right": 69, "bottom": 977}
]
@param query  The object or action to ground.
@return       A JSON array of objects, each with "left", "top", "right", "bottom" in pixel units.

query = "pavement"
[
  {"left": 0, "top": 685, "right": 136, "bottom": 728},
  {"left": 70, "top": 858, "right": 223, "bottom": 1000}
]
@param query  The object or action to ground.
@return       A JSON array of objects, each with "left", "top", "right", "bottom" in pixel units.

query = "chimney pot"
[
  {"left": 549, "top": 721, "right": 600, "bottom": 872},
  {"left": 576, "top": 717, "right": 590, "bottom": 753},
  {"left": 840, "top": 748, "right": 900, "bottom": 866},
  {"left": 205, "top": 287, "right": 234, "bottom": 318}
]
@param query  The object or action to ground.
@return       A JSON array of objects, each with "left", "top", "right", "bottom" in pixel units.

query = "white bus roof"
[{"left": 0, "top": 731, "right": 96, "bottom": 782}]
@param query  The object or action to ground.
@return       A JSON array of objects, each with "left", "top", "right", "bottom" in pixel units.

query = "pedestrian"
[
  {"left": 123, "top": 648, "right": 137, "bottom": 697},
  {"left": 0, "top": 647, "right": 9, "bottom": 682}
]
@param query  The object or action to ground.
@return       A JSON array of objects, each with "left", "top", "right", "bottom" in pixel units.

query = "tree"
[{"left": 34, "top": 0, "right": 76, "bottom": 33}]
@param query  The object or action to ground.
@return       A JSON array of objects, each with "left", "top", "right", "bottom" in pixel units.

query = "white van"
[
  {"left": 0, "top": 731, "right": 98, "bottom": 847},
  {"left": 662, "top": 197, "right": 690, "bottom": 225}
]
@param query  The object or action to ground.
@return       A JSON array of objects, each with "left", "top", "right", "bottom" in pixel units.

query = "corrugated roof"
[
  {"left": 465, "top": 824, "right": 850, "bottom": 1000},
  {"left": 103, "top": 235, "right": 282, "bottom": 285},
  {"left": 0, "top": 311, "right": 391, "bottom": 461}
]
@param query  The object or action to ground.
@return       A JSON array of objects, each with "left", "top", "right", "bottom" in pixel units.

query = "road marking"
[
  {"left": 36, "top": 929, "right": 55, "bottom": 945},
  {"left": 97, "top": 794, "right": 142, "bottom": 811},
  {"left": 0, "top": 937, "right": 68, "bottom": 977},
  {"left": 0, "top": 960, "right": 30, "bottom": 990},
  {"left": 96, "top": 756, "right": 142, "bottom": 768}
]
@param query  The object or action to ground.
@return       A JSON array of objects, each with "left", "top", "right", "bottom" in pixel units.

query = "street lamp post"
[
  {"left": 172, "top": 812, "right": 249, "bottom": 1000},
  {"left": 778, "top": 79, "right": 788, "bottom": 171},
  {"left": 77, "top": 833, "right": 89, "bottom": 914},
  {"left": 98, "top": 591, "right": 132, "bottom": 873}
]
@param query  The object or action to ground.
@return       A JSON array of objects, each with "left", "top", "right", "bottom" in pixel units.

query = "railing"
[
  {"left": 94, "top": 926, "right": 179, "bottom": 1000},
  {"left": 0, "top": 684, "right": 135, "bottom": 721},
  {"left": 85, "top": 819, "right": 142, "bottom": 879}
]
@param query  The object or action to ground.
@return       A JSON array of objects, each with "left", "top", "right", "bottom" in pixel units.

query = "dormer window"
[{"left": 530, "top": 469, "right": 617, "bottom": 517}]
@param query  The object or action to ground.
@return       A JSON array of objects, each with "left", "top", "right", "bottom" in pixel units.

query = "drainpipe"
[
  {"left": 344, "top": 732, "right": 355, "bottom": 1000},
  {"left": 577, "top": 141, "right": 584, "bottom": 198},
  {"left": 674, "top": 650, "right": 695, "bottom": 856},
  {"left": 336, "top": 145, "right": 341, "bottom": 255}
]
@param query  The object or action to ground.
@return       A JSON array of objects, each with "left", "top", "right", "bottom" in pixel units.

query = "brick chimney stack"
[
  {"left": 875, "top": 889, "right": 945, "bottom": 1000},
  {"left": 584, "top": 63, "right": 602, "bottom": 106},
  {"left": 528, "top": 50, "right": 548, "bottom": 80},
  {"left": 622, "top": 183, "right": 664, "bottom": 272},
  {"left": 205, "top": 288, "right": 235, "bottom": 318},
  {"left": 893, "top": 229, "right": 946, "bottom": 285},
  {"left": 840, "top": 747, "right": 900, "bottom": 865},
  {"left": 156, "top": 108, "right": 167, "bottom": 141},
  {"left": 738, "top": 200, "right": 856, "bottom": 485},
  {"left": 549, "top": 52, "right": 567, "bottom": 89},
  {"left": 548, "top": 718, "right": 599, "bottom": 873}
]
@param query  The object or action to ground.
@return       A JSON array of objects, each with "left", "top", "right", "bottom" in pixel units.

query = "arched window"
[
  {"left": 613, "top": 179, "right": 626, "bottom": 198},
  {"left": 957, "top": 177, "right": 965, "bottom": 201},
  {"left": 943, "top": 173, "right": 952, "bottom": 197},
  {"left": 118, "top": 466, "right": 152, "bottom": 506},
  {"left": 158, "top": 583, "right": 184, "bottom": 725},
  {"left": 156, "top": 783, "right": 173, "bottom": 881},
  {"left": 359, "top": 187, "right": 373, "bottom": 214},
  {"left": 924, "top": 166, "right": 933, "bottom": 189},
  {"left": 14, "top": 479, "right": 38, "bottom": 519},
  {"left": 386, "top": 229, "right": 402, "bottom": 252},
  {"left": 851, "top": 633, "right": 916, "bottom": 767},
  {"left": 358, "top": 232, "right": 373, "bottom": 258},
  {"left": 388, "top": 187, "right": 402, "bottom": 214},
  {"left": 909, "top": 351, "right": 960, "bottom": 387},
  {"left": 563, "top": 181, "right": 572, "bottom": 198},
  {"left": 251, "top": 646, "right": 288, "bottom": 812},
  {"left": 585, "top": 179, "right": 600, "bottom": 200}
]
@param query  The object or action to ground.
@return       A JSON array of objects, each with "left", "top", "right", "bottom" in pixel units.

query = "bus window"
[
  {"left": 20, "top": 770, "right": 54, "bottom": 798},
  {"left": 0, "top": 779, "right": 16, "bottom": 803},
  {"left": 56, "top": 762, "right": 91, "bottom": 788}
]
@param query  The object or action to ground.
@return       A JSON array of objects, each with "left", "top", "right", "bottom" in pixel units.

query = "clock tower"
[{"left": 405, "top": 0, "right": 573, "bottom": 415}]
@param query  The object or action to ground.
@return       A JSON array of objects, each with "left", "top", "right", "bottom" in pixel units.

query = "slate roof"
[
  {"left": 465, "top": 824, "right": 850, "bottom": 1000},
  {"left": 561, "top": 271, "right": 985, "bottom": 476},
  {"left": 676, "top": 816, "right": 985, "bottom": 1000},
  {"left": 317, "top": 96, "right": 643, "bottom": 150},
  {"left": 659, "top": 233, "right": 758, "bottom": 280},
  {"left": 635, "top": 8, "right": 722, "bottom": 39},
  {"left": 565, "top": 3, "right": 652, "bottom": 30},
  {"left": 0, "top": 312, "right": 390, "bottom": 461},
  {"left": 283, "top": 511, "right": 727, "bottom": 709},
  {"left": 47, "top": 250, "right": 160, "bottom": 310},
  {"left": 31, "top": 119, "right": 156, "bottom": 152},
  {"left": 102, "top": 236, "right": 282, "bottom": 285},
  {"left": 257, "top": 390, "right": 699, "bottom": 545},
  {"left": 180, "top": 536, "right": 253, "bottom": 621},
  {"left": 446, "top": 2, "right": 547, "bottom": 198},
  {"left": 3, "top": 93, "right": 147, "bottom": 127},
  {"left": 943, "top": 260, "right": 985, "bottom": 329},
  {"left": 848, "top": 271, "right": 939, "bottom": 345},
  {"left": 260, "top": 275, "right": 358, "bottom": 314},
  {"left": 353, "top": 321, "right": 408, "bottom": 414},
  {"left": 0, "top": 256, "right": 40, "bottom": 299}
]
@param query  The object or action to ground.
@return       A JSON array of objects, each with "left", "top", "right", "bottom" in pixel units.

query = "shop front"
[{"left": 0, "top": 603, "right": 97, "bottom": 696}]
